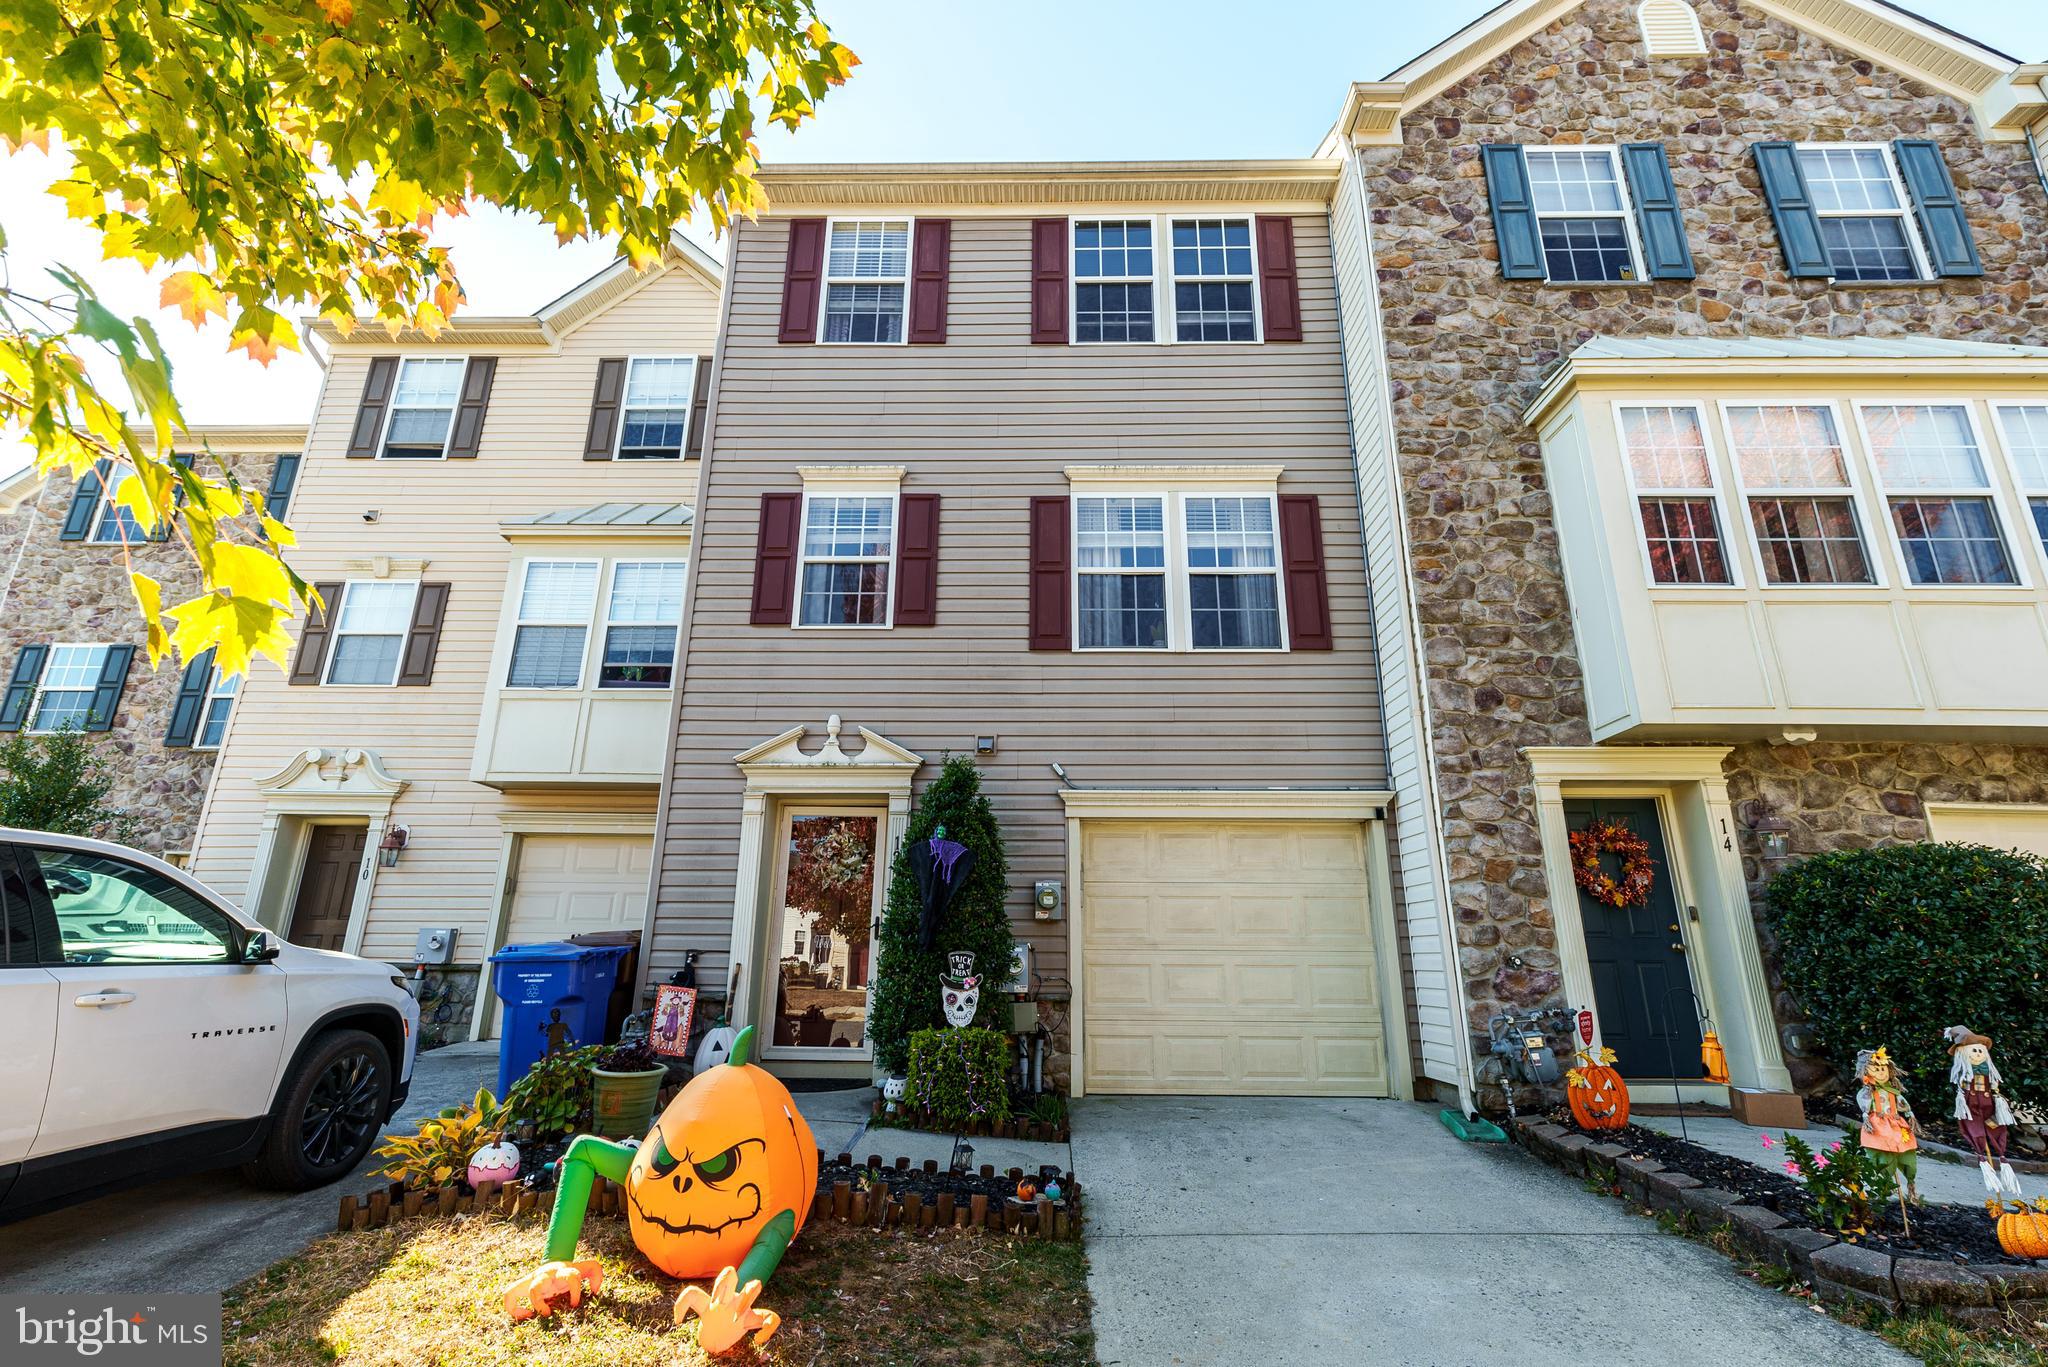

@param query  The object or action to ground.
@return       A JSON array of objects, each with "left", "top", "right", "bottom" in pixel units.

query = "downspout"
[
  {"left": 2028, "top": 125, "right": 2048, "bottom": 201},
  {"left": 1338, "top": 147, "right": 1480, "bottom": 1119}
]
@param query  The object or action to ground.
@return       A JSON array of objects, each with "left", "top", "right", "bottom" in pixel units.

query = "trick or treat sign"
[{"left": 942, "top": 951, "right": 980, "bottom": 1028}]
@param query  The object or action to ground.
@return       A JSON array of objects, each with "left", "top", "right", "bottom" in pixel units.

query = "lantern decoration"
[
  {"left": 468, "top": 1139, "right": 522, "bottom": 1188},
  {"left": 1995, "top": 1199, "right": 2048, "bottom": 1260},
  {"left": 1566, "top": 1046, "right": 1631, "bottom": 1131},
  {"left": 1567, "top": 819, "right": 1656, "bottom": 910},
  {"left": 1945, "top": 1025, "right": 2023, "bottom": 1200}
]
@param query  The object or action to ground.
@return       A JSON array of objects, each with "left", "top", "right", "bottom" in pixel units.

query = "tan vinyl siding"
[
  {"left": 190, "top": 266, "right": 718, "bottom": 966},
  {"left": 654, "top": 210, "right": 1388, "bottom": 995}
]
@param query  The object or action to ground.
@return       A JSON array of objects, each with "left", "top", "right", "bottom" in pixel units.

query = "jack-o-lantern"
[
  {"left": 1567, "top": 1051, "right": 1631, "bottom": 1132},
  {"left": 1997, "top": 1202, "right": 2048, "bottom": 1260},
  {"left": 625, "top": 1026, "right": 819, "bottom": 1280}
]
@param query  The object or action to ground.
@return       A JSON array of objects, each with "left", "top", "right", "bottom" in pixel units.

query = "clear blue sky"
[{"left": 3, "top": 0, "right": 2045, "bottom": 437}]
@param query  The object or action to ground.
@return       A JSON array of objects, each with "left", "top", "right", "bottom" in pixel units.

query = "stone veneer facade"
[
  {"left": 0, "top": 452, "right": 288, "bottom": 857},
  {"left": 1355, "top": 0, "right": 2048, "bottom": 1069}
]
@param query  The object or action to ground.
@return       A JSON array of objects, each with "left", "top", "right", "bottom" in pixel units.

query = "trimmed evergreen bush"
[
  {"left": 904, "top": 1027, "right": 1014, "bottom": 1128},
  {"left": 868, "top": 755, "right": 1017, "bottom": 1076},
  {"left": 1765, "top": 841, "right": 2048, "bottom": 1115}
]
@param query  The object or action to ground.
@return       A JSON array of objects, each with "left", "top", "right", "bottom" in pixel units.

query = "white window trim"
[
  {"left": 1713, "top": 397, "right": 1888, "bottom": 590},
  {"left": 597, "top": 556, "right": 689, "bottom": 689},
  {"left": 1612, "top": 401, "right": 1744, "bottom": 589},
  {"left": 1988, "top": 402, "right": 2048, "bottom": 578},
  {"left": 1850, "top": 398, "right": 2030, "bottom": 590},
  {"left": 1524, "top": 144, "right": 1649, "bottom": 286},
  {"left": 378, "top": 355, "right": 469, "bottom": 460},
  {"left": 795, "top": 486, "right": 902, "bottom": 630},
  {"left": 1069, "top": 487, "right": 1290, "bottom": 654},
  {"left": 191, "top": 665, "right": 239, "bottom": 751},
  {"left": 817, "top": 216, "right": 915, "bottom": 347},
  {"left": 322, "top": 579, "right": 423, "bottom": 687},
  {"left": 1068, "top": 213, "right": 1266, "bottom": 346},
  {"left": 25, "top": 642, "right": 111, "bottom": 734},
  {"left": 613, "top": 356, "right": 698, "bottom": 460},
  {"left": 88, "top": 463, "right": 146, "bottom": 545},
  {"left": 503, "top": 558, "right": 602, "bottom": 690},
  {"left": 1794, "top": 142, "right": 1933, "bottom": 283}
]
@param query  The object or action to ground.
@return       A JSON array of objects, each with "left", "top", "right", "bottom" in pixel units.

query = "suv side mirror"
[{"left": 243, "top": 930, "right": 282, "bottom": 965}]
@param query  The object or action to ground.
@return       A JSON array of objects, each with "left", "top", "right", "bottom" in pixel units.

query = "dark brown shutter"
[
  {"left": 749, "top": 493, "right": 802, "bottom": 625},
  {"left": 85, "top": 644, "right": 135, "bottom": 732},
  {"left": 288, "top": 580, "right": 346, "bottom": 685},
  {"left": 1030, "top": 219, "right": 1068, "bottom": 344},
  {"left": 584, "top": 358, "right": 627, "bottom": 460},
  {"left": 684, "top": 355, "right": 714, "bottom": 459},
  {"left": 1278, "top": 495, "right": 1333, "bottom": 650},
  {"left": 1257, "top": 216, "right": 1303, "bottom": 342},
  {"left": 396, "top": 582, "right": 450, "bottom": 686},
  {"left": 445, "top": 357, "right": 495, "bottom": 458},
  {"left": 1028, "top": 495, "right": 1071, "bottom": 650},
  {"left": 346, "top": 357, "right": 399, "bottom": 458},
  {"left": 908, "top": 220, "right": 950, "bottom": 344},
  {"left": 778, "top": 218, "right": 827, "bottom": 343},
  {"left": 895, "top": 493, "right": 940, "bottom": 626}
]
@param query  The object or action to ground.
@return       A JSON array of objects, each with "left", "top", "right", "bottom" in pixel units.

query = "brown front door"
[{"left": 287, "top": 824, "right": 366, "bottom": 950}]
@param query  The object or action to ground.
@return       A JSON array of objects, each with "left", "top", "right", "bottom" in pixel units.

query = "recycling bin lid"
[{"left": 488, "top": 940, "right": 587, "bottom": 963}]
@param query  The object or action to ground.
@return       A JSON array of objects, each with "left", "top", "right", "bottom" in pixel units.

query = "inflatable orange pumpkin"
[{"left": 624, "top": 1026, "right": 819, "bottom": 1280}]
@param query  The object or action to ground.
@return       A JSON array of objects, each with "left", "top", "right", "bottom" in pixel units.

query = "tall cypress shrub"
[{"left": 869, "top": 755, "right": 1016, "bottom": 1076}]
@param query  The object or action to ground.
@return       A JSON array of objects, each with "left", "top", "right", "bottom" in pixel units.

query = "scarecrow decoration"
[
  {"left": 1945, "top": 1025, "right": 2024, "bottom": 1200},
  {"left": 909, "top": 824, "right": 976, "bottom": 950},
  {"left": 502, "top": 1025, "right": 818, "bottom": 1355},
  {"left": 1855, "top": 1047, "right": 1920, "bottom": 1210}
]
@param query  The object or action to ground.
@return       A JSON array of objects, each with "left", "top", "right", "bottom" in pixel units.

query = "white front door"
[
  {"left": 763, "top": 806, "right": 884, "bottom": 1060},
  {"left": 20, "top": 843, "right": 286, "bottom": 1156}
]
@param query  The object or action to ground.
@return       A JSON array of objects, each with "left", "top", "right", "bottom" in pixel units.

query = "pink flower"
[
  {"left": 1829, "top": 1141, "right": 1844, "bottom": 1153},
  {"left": 1760, "top": 1135, "right": 1777, "bottom": 1150},
  {"left": 1814, "top": 1155, "right": 1830, "bottom": 1170},
  {"left": 1783, "top": 1160, "right": 1800, "bottom": 1176}
]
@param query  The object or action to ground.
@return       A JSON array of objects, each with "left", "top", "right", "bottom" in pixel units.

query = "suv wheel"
[{"left": 243, "top": 1029, "right": 392, "bottom": 1190}]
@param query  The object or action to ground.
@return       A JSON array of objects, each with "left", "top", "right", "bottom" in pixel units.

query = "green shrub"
[
  {"left": 905, "top": 1027, "right": 1013, "bottom": 1128},
  {"left": 1765, "top": 842, "right": 2048, "bottom": 1114},
  {"left": 0, "top": 727, "right": 140, "bottom": 844},
  {"left": 505, "top": 1044, "right": 602, "bottom": 1137}
]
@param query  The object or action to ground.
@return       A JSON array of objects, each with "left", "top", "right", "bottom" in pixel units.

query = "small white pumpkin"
[{"left": 693, "top": 1024, "right": 738, "bottom": 1075}]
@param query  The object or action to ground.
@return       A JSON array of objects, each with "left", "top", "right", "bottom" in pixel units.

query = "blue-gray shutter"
[
  {"left": 264, "top": 452, "right": 301, "bottom": 520},
  {"left": 0, "top": 645, "right": 48, "bottom": 731},
  {"left": 1751, "top": 142, "right": 1831, "bottom": 278},
  {"left": 1620, "top": 142, "right": 1696, "bottom": 280},
  {"left": 164, "top": 646, "right": 215, "bottom": 747},
  {"left": 1892, "top": 139, "right": 1982, "bottom": 278},
  {"left": 1480, "top": 145, "right": 1547, "bottom": 280},
  {"left": 58, "top": 464, "right": 105, "bottom": 541},
  {"left": 85, "top": 645, "right": 134, "bottom": 732}
]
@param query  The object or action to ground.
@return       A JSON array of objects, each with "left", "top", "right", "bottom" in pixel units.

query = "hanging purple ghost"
[{"left": 908, "top": 824, "right": 977, "bottom": 950}]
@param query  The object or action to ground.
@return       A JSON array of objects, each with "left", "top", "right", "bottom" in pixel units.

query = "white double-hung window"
[
  {"left": 1858, "top": 403, "right": 2017, "bottom": 586},
  {"left": 194, "top": 667, "right": 238, "bottom": 749},
  {"left": 615, "top": 358, "right": 696, "bottom": 459},
  {"left": 1169, "top": 219, "right": 1257, "bottom": 341},
  {"left": 798, "top": 493, "right": 897, "bottom": 627},
  {"left": 381, "top": 357, "right": 467, "bottom": 457},
  {"left": 506, "top": 560, "right": 600, "bottom": 687},
  {"left": 1073, "top": 489, "right": 1285, "bottom": 651},
  {"left": 599, "top": 560, "right": 686, "bottom": 687},
  {"left": 1073, "top": 219, "right": 1157, "bottom": 343},
  {"left": 325, "top": 581, "right": 422, "bottom": 685},
  {"left": 28, "top": 644, "right": 110, "bottom": 732},
  {"left": 1994, "top": 405, "right": 2048, "bottom": 561},
  {"left": 90, "top": 464, "right": 149, "bottom": 544},
  {"left": 821, "top": 221, "right": 910, "bottom": 344},
  {"left": 1795, "top": 145, "right": 1928, "bottom": 283},
  {"left": 1723, "top": 403, "right": 1876, "bottom": 585},
  {"left": 1526, "top": 147, "right": 1643, "bottom": 284},
  {"left": 1072, "top": 216, "right": 1261, "bottom": 344},
  {"left": 1617, "top": 404, "right": 1735, "bottom": 585}
]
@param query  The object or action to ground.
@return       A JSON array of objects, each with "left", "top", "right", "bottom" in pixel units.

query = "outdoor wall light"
[
  {"left": 378, "top": 824, "right": 410, "bottom": 868},
  {"left": 1740, "top": 801, "right": 1792, "bottom": 860}
]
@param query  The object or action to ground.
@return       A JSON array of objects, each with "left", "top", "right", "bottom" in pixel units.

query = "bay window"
[
  {"left": 507, "top": 560, "right": 599, "bottom": 687},
  {"left": 1994, "top": 405, "right": 2048, "bottom": 560},
  {"left": 1859, "top": 403, "right": 2016, "bottom": 586},
  {"left": 1618, "top": 405, "right": 1733, "bottom": 585},
  {"left": 1723, "top": 404, "right": 1875, "bottom": 585},
  {"left": 600, "top": 561, "right": 686, "bottom": 687}
]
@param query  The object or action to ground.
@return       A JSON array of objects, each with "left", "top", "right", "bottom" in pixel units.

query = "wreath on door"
[{"left": 1567, "top": 819, "right": 1656, "bottom": 910}]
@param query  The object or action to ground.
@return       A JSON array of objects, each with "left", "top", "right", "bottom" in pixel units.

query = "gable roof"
[{"left": 1324, "top": 0, "right": 2044, "bottom": 151}]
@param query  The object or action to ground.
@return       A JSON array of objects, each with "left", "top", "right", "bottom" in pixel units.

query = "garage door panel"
[
  {"left": 1083, "top": 952, "right": 1378, "bottom": 1020},
  {"left": 1085, "top": 1024, "right": 1387, "bottom": 1096}
]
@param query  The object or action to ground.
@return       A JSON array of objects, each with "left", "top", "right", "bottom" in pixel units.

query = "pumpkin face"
[
  {"left": 1997, "top": 1205, "right": 2048, "bottom": 1260},
  {"left": 624, "top": 1027, "right": 818, "bottom": 1280},
  {"left": 1568, "top": 1064, "right": 1631, "bottom": 1131}
]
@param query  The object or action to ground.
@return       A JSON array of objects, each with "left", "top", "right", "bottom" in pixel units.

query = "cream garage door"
[
  {"left": 1927, "top": 805, "right": 2048, "bottom": 859},
  {"left": 492, "top": 834, "right": 651, "bottom": 1036},
  {"left": 1081, "top": 819, "right": 1387, "bottom": 1097}
]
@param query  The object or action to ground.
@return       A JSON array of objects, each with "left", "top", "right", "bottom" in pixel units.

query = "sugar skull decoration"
[
  {"left": 909, "top": 824, "right": 977, "bottom": 950},
  {"left": 1854, "top": 1047, "right": 1919, "bottom": 1206},
  {"left": 502, "top": 1025, "right": 818, "bottom": 1355},
  {"left": 941, "top": 950, "right": 981, "bottom": 1029},
  {"left": 467, "top": 1139, "right": 522, "bottom": 1188},
  {"left": 1945, "top": 1025, "right": 2024, "bottom": 1200}
]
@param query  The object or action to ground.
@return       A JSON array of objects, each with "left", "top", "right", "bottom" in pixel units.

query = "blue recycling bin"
[{"left": 490, "top": 940, "right": 632, "bottom": 1099}]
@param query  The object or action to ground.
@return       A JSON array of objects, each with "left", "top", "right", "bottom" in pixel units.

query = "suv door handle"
[{"left": 73, "top": 990, "right": 136, "bottom": 1008}]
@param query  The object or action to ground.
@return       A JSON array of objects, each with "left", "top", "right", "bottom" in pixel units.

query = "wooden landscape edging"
[{"left": 868, "top": 1101, "right": 1072, "bottom": 1144}]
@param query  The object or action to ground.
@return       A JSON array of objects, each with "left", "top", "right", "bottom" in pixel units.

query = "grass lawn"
[{"left": 223, "top": 1213, "right": 1097, "bottom": 1367}]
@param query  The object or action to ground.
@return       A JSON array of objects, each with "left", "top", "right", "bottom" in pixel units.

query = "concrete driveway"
[
  {"left": 0, "top": 1042, "right": 500, "bottom": 1294},
  {"left": 1074, "top": 1096, "right": 1911, "bottom": 1367}
]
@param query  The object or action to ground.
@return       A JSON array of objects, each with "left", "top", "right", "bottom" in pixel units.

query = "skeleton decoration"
[
  {"left": 909, "top": 824, "right": 977, "bottom": 950},
  {"left": 1945, "top": 1025, "right": 2023, "bottom": 1200},
  {"left": 941, "top": 950, "right": 981, "bottom": 1029}
]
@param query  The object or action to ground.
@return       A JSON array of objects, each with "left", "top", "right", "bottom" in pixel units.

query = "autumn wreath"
[{"left": 1568, "top": 819, "right": 1656, "bottom": 909}]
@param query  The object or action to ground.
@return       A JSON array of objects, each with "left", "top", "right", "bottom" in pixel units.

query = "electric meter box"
[{"left": 413, "top": 926, "right": 458, "bottom": 965}]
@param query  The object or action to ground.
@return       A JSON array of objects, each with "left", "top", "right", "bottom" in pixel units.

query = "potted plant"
[{"left": 590, "top": 1038, "right": 668, "bottom": 1138}]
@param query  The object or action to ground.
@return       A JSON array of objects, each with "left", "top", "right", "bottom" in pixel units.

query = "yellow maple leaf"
[
  {"left": 160, "top": 271, "right": 227, "bottom": 327},
  {"left": 228, "top": 308, "right": 300, "bottom": 366},
  {"left": 367, "top": 175, "right": 432, "bottom": 227},
  {"left": 166, "top": 591, "right": 294, "bottom": 678},
  {"left": 207, "top": 540, "right": 295, "bottom": 608},
  {"left": 130, "top": 572, "right": 170, "bottom": 666},
  {"left": 317, "top": 0, "right": 354, "bottom": 24}
]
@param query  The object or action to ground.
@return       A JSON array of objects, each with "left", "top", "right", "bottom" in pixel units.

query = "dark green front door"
[{"left": 1565, "top": 798, "right": 1705, "bottom": 1079}]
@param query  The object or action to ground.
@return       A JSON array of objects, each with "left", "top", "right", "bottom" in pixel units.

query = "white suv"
[{"left": 0, "top": 829, "right": 419, "bottom": 1221}]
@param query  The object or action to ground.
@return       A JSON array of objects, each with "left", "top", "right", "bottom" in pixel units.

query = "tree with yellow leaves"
[{"left": 0, "top": 0, "right": 855, "bottom": 678}]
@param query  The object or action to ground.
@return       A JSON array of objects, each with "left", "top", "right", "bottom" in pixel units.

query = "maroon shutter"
[
  {"left": 445, "top": 357, "right": 495, "bottom": 457},
  {"left": 908, "top": 220, "right": 951, "bottom": 344},
  {"left": 584, "top": 358, "right": 627, "bottom": 460},
  {"left": 1030, "top": 219, "right": 1068, "bottom": 344},
  {"left": 289, "top": 581, "right": 346, "bottom": 684},
  {"left": 1278, "top": 495, "right": 1333, "bottom": 650},
  {"left": 1028, "top": 496, "right": 1071, "bottom": 650},
  {"left": 397, "top": 583, "right": 451, "bottom": 685},
  {"left": 778, "top": 218, "right": 827, "bottom": 343},
  {"left": 1257, "top": 216, "right": 1303, "bottom": 342},
  {"left": 749, "top": 493, "right": 802, "bottom": 625},
  {"left": 345, "top": 357, "right": 399, "bottom": 457},
  {"left": 895, "top": 493, "right": 940, "bottom": 625},
  {"left": 684, "top": 355, "right": 715, "bottom": 458}
]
